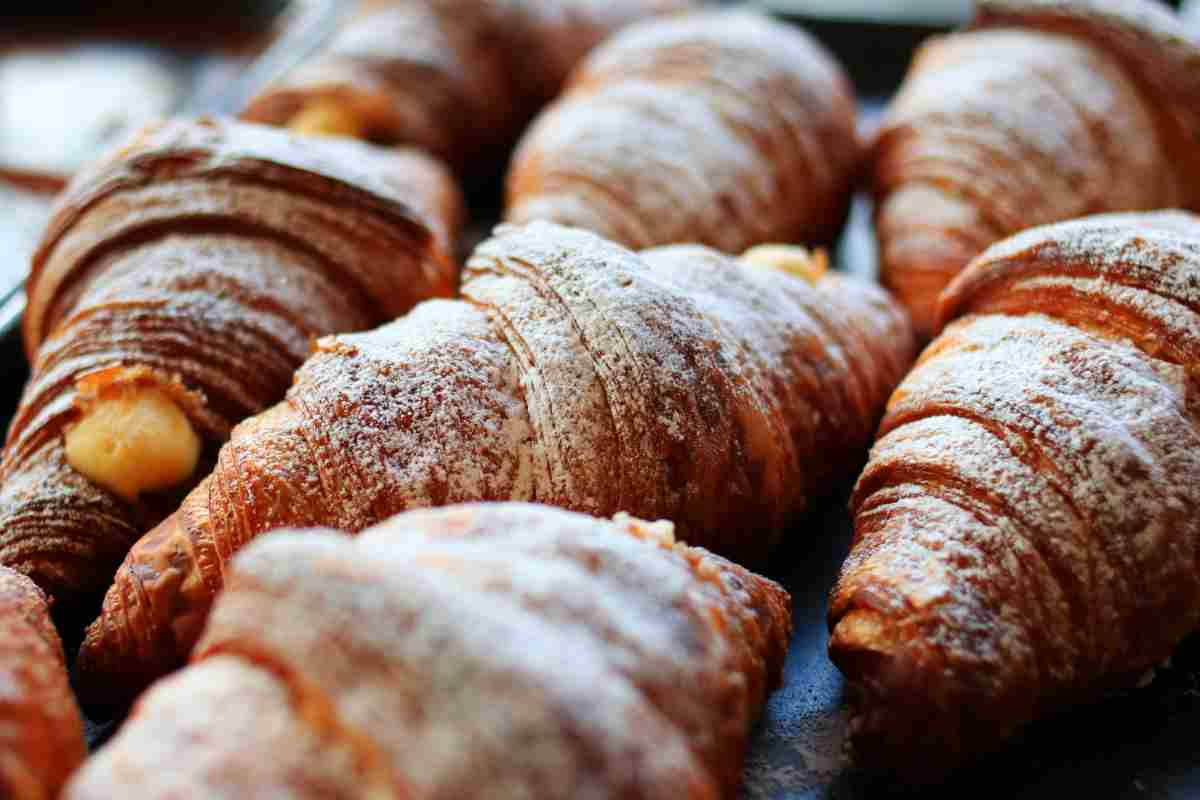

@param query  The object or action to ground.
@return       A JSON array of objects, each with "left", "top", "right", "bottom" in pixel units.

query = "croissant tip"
[
  {"left": 827, "top": 607, "right": 964, "bottom": 779},
  {"left": 74, "top": 603, "right": 163, "bottom": 715},
  {"left": 828, "top": 608, "right": 899, "bottom": 683},
  {"left": 74, "top": 622, "right": 123, "bottom": 715}
]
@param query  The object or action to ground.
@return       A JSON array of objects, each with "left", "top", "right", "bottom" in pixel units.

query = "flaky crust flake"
[{"left": 0, "top": 118, "right": 461, "bottom": 602}]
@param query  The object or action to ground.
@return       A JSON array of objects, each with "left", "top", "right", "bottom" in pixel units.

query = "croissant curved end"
[
  {"left": 75, "top": 508, "right": 211, "bottom": 712},
  {"left": 828, "top": 605, "right": 975, "bottom": 782}
]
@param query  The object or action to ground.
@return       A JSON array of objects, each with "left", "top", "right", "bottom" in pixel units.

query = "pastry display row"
[{"left": 0, "top": 0, "right": 1196, "bottom": 797}]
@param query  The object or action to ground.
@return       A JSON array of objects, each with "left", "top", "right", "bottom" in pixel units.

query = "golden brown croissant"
[
  {"left": 241, "top": 0, "right": 695, "bottom": 176},
  {"left": 66, "top": 502, "right": 792, "bottom": 800},
  {"left": 76, "top": 221, "right": 914, "bottom": 708},
  {"left": 0, "top": 117, "right": 461, "bottom": 605},
  {"left": 829, "top": 210, "right": 1200, "bottom": 779},
  {"left": 0, "top": 566, "right": 86, "bottom": 800},
  {"left": 873, "top": 0, "right": 1200, "bottom": 337},
  {"left": 505, "top": 9, "right": 861, "bottom": 252}
]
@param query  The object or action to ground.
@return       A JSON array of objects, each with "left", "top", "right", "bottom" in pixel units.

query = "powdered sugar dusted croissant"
[
  {"left": 67, "top": 503, "right": 791, "bottom": 799},
  {"left": 830, "top": 210, "right": 1200, "bottom": 779},
  {"left": 242, "top": 0, "right": 694, "bottom": 176},
  {"left": 0, "top": 566, "right": 86, "bottom": 799},
  {"left": 0, "top": 117, "right": 461, "bottom": 605},
  {"left": 506, "top": 10, "right": 861, "bottom": 252},
  {"left": 873, "top": 0, "right": 1200, "bottom": 336},
  {"left": 77, "top": 221, "right": 913, "bottom": 708}
]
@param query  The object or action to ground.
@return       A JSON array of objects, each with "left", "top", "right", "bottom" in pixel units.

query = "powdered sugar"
[
  {"left": 506, "top": 10, "right": 860, "bottom": 253},
  {"left": 874, "top": 0, "right": 1200, "bottom": 336},
  {"left": 832, "top": 209, "right": 1200, "bottom": 776}
]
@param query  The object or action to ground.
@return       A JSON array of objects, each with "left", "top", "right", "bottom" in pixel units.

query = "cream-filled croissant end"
[{"left": 0, "top": 117, "right": 461, "bottom": 606}]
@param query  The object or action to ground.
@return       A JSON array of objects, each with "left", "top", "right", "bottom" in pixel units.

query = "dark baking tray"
[{"left": 0, "top": 6, "right": 1195, "bottom": 799}]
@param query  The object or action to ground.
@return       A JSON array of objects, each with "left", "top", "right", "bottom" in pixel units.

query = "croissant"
[
  {"left": 505, "top": 10, "right": 860, "bottom": 252},
  {"left": 829, "top": 210, "right": 1200, "bottom": 779},
  {"left": 0, "top": 117, "right": 461, "bottom": 605},
  {"left": 872, "top": 0, "right": 1200, "bottom": 337},
  {"left": 241, "top": 0, "right": 694, "bottom": 176},
  {"left": 76, "top": 221, "right": 914, "bottom": 708},
  {"left": 0, "top": 566, "right": 86, "bottom": 800},
  {"left": 67, "top": 502, "right": 791, "bottom": 799}
]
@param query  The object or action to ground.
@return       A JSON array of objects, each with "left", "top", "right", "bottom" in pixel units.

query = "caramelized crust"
[
  {"left": 0, "top": 117, "right": 462, "bottom": 603},
  {"left": 830, "top": 211, "right": 1200, "bottom": 779},
  {"left": 0, "top": 567, "right": 86, "bottom": 800},
  {"left": 77, "top": 221, "right": 913, "bottom": 708},
  {"left": 505, "top": 10, "right": 860, "bottom": 252},
  {"left": 67, "top": 503, "right": 791, "bottom": 800},
  {"left": 242, "top": 0, "right": 694, "bottom": 176},
  {"left": 873, "top": 0, "right": 1200, "bottom": 337}
]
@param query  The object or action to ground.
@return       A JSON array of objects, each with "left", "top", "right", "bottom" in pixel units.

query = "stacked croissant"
[{"left": 0, "top": 0, "right": 1198, "bottom": 795}]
